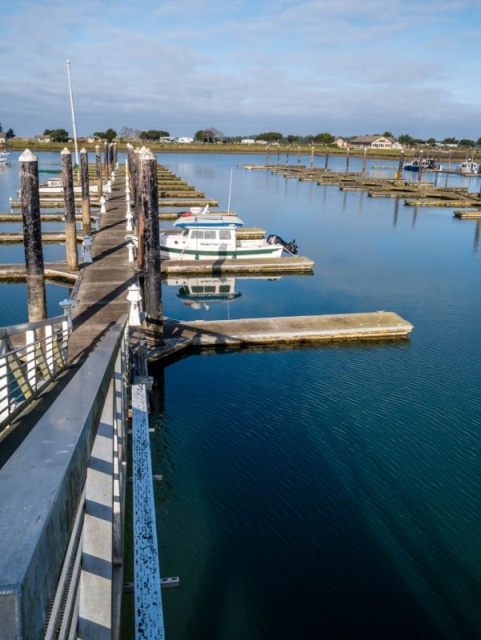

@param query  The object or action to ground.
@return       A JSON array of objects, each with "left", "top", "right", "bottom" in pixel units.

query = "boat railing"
[{"left": 0, "top": 313, "right": 70, "bottom": 439}]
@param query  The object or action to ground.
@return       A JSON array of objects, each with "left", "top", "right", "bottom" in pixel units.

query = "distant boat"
[
  {"left": 403, "top": 159, "right": 443, "bottom": 172},
  {"left": 174, "top": 206, "right": 244, "bottom": 229},
  {"left": 159, "top": 225, "right": 296, "bottom": 260},
  {"left": 0, "top": 151, "right": 10, "bottom": 166},
  {"left": 458, "top": 161, "right": 480, "bottom": 175}
]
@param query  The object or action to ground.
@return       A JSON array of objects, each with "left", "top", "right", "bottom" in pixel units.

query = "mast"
[{"left": 66, "top": 60, "right": 79, "bottom": 168}]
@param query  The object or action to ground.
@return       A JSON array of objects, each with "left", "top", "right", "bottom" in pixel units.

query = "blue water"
[
  {"left": 141, "top": 153, "right": 481, "bottom": 639},
  {"left": 0, "top": 151, "right": 74, "bottom": 325},
  {"left": 4, "top": 150, "right": 481, "bottom": 637}
]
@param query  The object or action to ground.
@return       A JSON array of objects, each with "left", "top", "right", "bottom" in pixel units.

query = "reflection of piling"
[
  {"left": 61, "top": 148, "right": 79, "bottom": 272},
  {"left": 345, "top": 147, "right": 350, "bottom": 175},
  {"left": 141, "top": 150, "right": 163, "bottom": 347},
  {"left": 324, "top": 147, "right": 330, "bottom": 170},
  {"left": 80, "top": 148, "right": 91, "bottom": 235},
  {"left": 19, "top": 149, "right": 47, "bottom": 323}
]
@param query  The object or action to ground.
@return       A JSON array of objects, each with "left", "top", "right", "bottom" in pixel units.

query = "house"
[
  {"left": 335, "top": 138, "right": 348, "bottom": 148},
  {"left": 0, "top": 132, "right": 7, "bottom": 144},
  {"left": 35, "top": 134, "right": 52, "bottom": 143},
  {"left": 350, "top": 135, "right": 394, "bottom": 149}
]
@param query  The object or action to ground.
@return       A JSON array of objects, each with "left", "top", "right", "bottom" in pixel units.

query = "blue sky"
[{"left": 1, "top": 0, "right": 481, "bottom": 140}]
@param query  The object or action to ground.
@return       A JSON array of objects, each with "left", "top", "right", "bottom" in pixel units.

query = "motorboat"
[
  {"left": 403, "top": 159, "right": 443, "bottom": 172},
  {"left": 159, "top": 225, "right": 297, "bottom": 260},
  {"left": 458, "top": 161, "right": 480, "bottom": 174},
  {"left": 174, "top": 206, "right": 244, "bottom": 229}
]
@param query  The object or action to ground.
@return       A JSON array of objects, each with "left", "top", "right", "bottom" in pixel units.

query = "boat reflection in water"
[{"left": 165, "top": 276, "right": 242, "bottom": 311}]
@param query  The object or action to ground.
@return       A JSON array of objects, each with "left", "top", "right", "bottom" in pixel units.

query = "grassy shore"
[{"left": 1, "top": 139, "right": 474, "bottom": 163}]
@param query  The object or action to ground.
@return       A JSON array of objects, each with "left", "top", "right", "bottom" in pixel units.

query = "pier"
[{"left": 0, "top": 148, "right": 414, "bottom": 639}]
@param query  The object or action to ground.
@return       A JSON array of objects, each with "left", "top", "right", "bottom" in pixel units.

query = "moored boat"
[
  {"left": 159, "top": 225, "right": 296, "bottom": 260},
  {"left": 458, "top": 161, "right": 480, "bottom": 175},
  {"left": 0, "top": 151, "right": 10, "bottom": 166}
]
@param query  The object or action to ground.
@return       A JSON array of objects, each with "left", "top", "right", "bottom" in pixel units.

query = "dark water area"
[
  {"left": 3, "top": 150, "right": 481, "bottom": 637},
  {"left": 141, "top": 153, "right": 481, "bottom": 639}
]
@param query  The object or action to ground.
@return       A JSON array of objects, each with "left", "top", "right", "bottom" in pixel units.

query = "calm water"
[{"left": 3, "top": 151, "right": 481, "bottom": 638}]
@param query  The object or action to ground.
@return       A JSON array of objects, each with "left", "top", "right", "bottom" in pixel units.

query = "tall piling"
[
  {"left": 61, "top": 148, "right": 79, "bottom": 272},
  {"left": 324, "top": 147, "right": 330, "bottom": 170},
  {"left": 19, "top": 150, "right": 47, "bottom": 323},
  {"left": 95, "top": 145, "right": 103, "bottom": 198},
  {"left": 140, "top": 149, "right": 163, "bottom": 346},
  {"left": 80, "top": 148, "right": 91, "bottom": 235}
]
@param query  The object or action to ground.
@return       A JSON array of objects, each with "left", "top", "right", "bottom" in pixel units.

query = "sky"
[{"left": 1, "top": 0, "right": 481, "bottom": 141}]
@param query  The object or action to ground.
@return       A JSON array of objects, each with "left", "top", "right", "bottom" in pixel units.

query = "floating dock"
[
  {"left": 159, "top": 255, "right": 314, "bottom": 275},
  {"left": 148, "top": 311, "right": 414, "bottom": 361}
]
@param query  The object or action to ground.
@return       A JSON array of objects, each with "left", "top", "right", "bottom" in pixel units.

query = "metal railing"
[
  {"left": 0, "top": 316, "right": 128, "bottom": 639},
  {"left": 0, "top": 314, "right": 70, "bottom": 439}
]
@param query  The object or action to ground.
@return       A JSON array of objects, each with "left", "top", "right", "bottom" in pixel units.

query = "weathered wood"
[
  {"left": 61, "top": 147, "right": 79, "bottom": 272},
  {"left": 80, "top": 147, "right": 91, "bottom": 235},
  {"left": 95, "top": 144, "right": 103, "bottom": 197},
  {"left": 19, "top": 149, "right": 47, "bottom": 323},
  {"left": 141, "top": 150, "right": 164, "bottom": 347}
]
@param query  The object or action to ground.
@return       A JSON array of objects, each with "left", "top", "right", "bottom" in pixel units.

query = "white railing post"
[
  {"left": 0, "top": 339, "right": 9, "bottom": 422},
  {"left": 26, "top": 329, "right": 37, "bottom": 391},
  {"left": 45, "top": 324, "right": 55, "bottom": 375}
]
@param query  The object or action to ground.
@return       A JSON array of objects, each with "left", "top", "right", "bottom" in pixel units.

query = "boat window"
[
  {"left": 219, "top": 285, "right": 231, "bottom": 293},
  {"left": 205, "top": 286, "right": 216, "bottom": 293},
  {"left": 204, "top": 230, "right": 216, "bottom": 240},
  {"left": 191, "top": 230, "right": 203, "bottom": 239},
  {"left": 219, "top": 230, "right": 232, "bottom": 240}
]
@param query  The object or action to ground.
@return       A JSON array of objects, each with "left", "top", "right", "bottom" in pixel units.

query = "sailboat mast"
[{"left": 66, "top": 60, "right": 79, "bottom": 167}]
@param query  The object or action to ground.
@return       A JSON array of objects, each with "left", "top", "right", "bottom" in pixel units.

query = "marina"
[{"left": 1, "top": 149, "right": 481, "bottom": 638}]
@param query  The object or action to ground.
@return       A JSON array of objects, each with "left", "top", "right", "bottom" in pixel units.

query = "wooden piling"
[
  {"left": 345, "top": 147, "right": 350, "bottom": 175},
  {"left": 95, "top": 145, "right": 103, "bottom": 198},
  {"left": 80, "top": 148, "right": 91, "bottom": 235},
  {"left": 140, "top": 150, "right": 163, "bottom": 346},
  {"left": 324, "top": 147, "right": 330, "bottom": 170},
  {"left": 61, "top": 148, "right": 79, "bottom": 272},
  {"left": 19, "top": 149, "right": 47, "bottom": 323},
  {"left": 103, "top": 141, "right": 109, "bottom": 181}
]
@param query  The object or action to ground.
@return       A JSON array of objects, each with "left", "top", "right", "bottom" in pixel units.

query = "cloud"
[{"left": 2, "top": 0, "right": 481, "bottom": 139}]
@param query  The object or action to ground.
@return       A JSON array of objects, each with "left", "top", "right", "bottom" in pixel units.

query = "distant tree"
[
  {"left": 426, "top": 137, "right": 436, "bottom": 146},
  {"left": 459, "top": 139, "right": 475, "bottom": 147},
  {"left": 92, "top": 131, "right": 105, "bottom": 139},
  {"left": 398, "top": 134, "right": 414, "bottom": 146},
  {"left": 286, "top": 134, "right": 299, "bottom": 143},
  {"left": 383, "top": 131, "right": 393, "bottom": 138},
  {"left": 312, "top": 132, "right": 335, "bottom": 144},
  {"left": 44, "top": 128, "right": 69, "bottom": 142},
  {"left": 442, "top": 137, "right": 458, "bottom": 145},
  {"left": 257, "top": 132, "right": 283, "bottom": 142},
  {"left": 6, "top": 128, "right": 15, "bottom": 139},
  {"left": 195, "top": 127, "right": 223, "bottom": 143},
  {"left": 0, "top": 123, "right": 3, "bottom": 132},
  {"left": 477, "top": 137, "right": 481, "bottom": 147},
  {"left": 104, "top": 128, "right": 117, "bottom": 142},
  {"left": 142, "top": 129, "right": 170, "bottom": 141},
  {"left": 119, "top": 126, "right": 141, "bottom": 139}
]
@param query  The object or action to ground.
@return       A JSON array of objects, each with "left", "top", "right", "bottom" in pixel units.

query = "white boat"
[
  {"left": 174, "top": 206, "right": 244, "bottom": 229},
  {"left": 0, "top": 151, "right": 10, "bottom": 165},
  {"left": 159, "top": 225, "right": 294, "bottom": 260},
  {"left": 458, "top": 161, "right": 480, "bottom": 175}
]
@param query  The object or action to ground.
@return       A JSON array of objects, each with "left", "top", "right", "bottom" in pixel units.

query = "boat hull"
[{"left": 160, "top": 245, "right": 284, "bottom": 260}]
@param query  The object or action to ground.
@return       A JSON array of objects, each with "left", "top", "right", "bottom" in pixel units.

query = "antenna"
[
  {"left": 66, "top": 60, "right": 79, "bottom": 168},
  {"left": 227, "top": 167, "right": 233, "bottom": 213}
]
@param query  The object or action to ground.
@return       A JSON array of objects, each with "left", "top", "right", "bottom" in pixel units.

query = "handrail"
[
  {"left": 0, "top": 314, "right": 70, "bottom": 439},
  {"left": 0, "top": 315, "right": 128, "bottom": 639}
]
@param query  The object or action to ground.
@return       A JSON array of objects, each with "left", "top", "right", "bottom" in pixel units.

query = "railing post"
[
  {"left": 0, "top": 339, "right": 9, "bottom": 422},
  {"left": 25, "top": 328, "right": 37, "bottom": 391}
]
